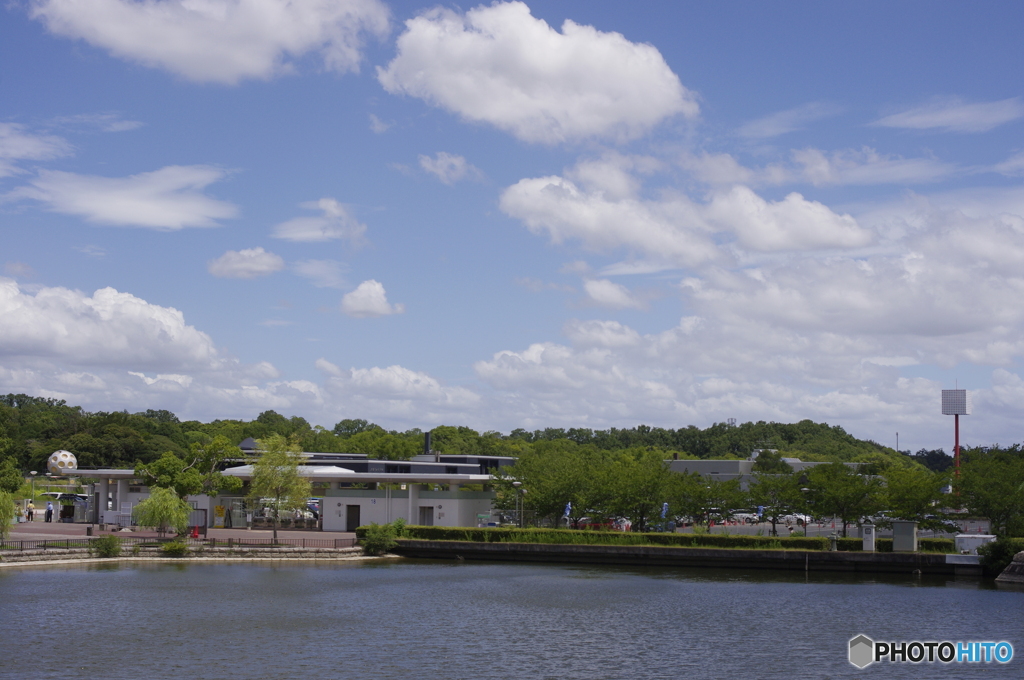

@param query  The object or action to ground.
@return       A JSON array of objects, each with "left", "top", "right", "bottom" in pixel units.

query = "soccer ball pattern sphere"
[{"left": 48, "top": 450, "right": 77, "bottom": 475}]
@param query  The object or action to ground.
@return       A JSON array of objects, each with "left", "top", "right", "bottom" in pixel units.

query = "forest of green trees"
[
  {"left": 2, "top": 393, "right": 1021, "bottom": 539},
  {"left": 0, "top": 392, "right": 955, "bottom": 473}
]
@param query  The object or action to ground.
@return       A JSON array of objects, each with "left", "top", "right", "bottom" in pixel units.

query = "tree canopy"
[
  {"left": 0, "top": 394, "right": 922, "bottom": 474},
  {"left": 247, "top": 434, "right": 311, "bottom": 540}
]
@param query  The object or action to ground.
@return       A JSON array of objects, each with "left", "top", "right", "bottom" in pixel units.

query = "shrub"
[
  {"left": 357, "top": 525, "right": 832, "bottom": 551},
  {"left": 161, "top": 541, "right": 190, "bottom": 557},
  {"left": 90, "top": 535, "right": 122, "bottom": 558},
  {"left": 360, "top": 522, "right": 398, "bottom": 556},
  {"left": 979, "top": 537, "right": 1024, "bottom": 576},
  {"left": 392, "top": 517, "right": 407, "bottom": 538}
]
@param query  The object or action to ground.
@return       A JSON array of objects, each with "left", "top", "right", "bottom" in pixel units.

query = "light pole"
[
  {"left": 800, "top": 487, "right": 811, "bottom": 537},
  {"left": 30, "top": 471, "right": 37, "bottom": 500},
  {"left": 512, "top": 481, "right": 526, "bottom": 528}
]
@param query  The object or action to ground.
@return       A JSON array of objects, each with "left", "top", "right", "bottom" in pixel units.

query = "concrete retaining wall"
[
  {"left": 1, "top": 546, "right": 366, "bottom": 565},
  {"left": 996, "top": 551, "right": 1024, "bottom": 584},
  {"left": 393, "top": 540, "right": 958, "bottom": 575}
]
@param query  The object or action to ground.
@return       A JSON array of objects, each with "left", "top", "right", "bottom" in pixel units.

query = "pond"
[{"left": 0, "top": 560, "right": 1020, "bottom": 679}]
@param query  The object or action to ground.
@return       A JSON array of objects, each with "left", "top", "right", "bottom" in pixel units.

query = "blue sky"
[{"left": 2, "top": 0, "right": 1024, "bottom": 452}]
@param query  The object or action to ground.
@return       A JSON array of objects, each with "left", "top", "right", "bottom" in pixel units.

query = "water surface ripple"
[{"left": 1, "top": 561, "right": 1020, "bottom": 679}]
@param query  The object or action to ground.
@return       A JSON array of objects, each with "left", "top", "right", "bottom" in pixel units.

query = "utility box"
[
  {"left": 892, "top": 521, "right": 918, "bottom": 552},
  {"left": 862, "top": 523, "right": 875, "bottom": 552},
  {"left": 955, "top": 534, "right": 996, "bottom": 555}
]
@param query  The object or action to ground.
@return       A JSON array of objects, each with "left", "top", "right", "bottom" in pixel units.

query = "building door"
[
  {"left": 418, "top": 506, "right": 434, "bottom": 526},
  {"left": 345, "top": 505, "right": 361, "bottom": 532}
]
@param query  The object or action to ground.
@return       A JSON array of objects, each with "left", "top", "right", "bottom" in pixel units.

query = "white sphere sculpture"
[{"left": 47, "top": 450, "right": 77, "bottom": 475}]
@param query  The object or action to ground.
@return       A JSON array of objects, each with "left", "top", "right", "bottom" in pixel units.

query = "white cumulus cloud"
[
  {"left": 29, "top": 0, "right": 390, "bottom": 85},
  {"left": 315, "top": 359, "right": 481, "bottom": 421},
  {"left": 378, "top": 1, "right": 697, "bottom": 144},
  {"left": 705, "top": 186, "right": 872, "bottom": 251},
  {"left": 11, "top": 165, "right": 238, "bottom": 229},
  {"left": 0, "top": 277, "right": 218, "bottom": 369},
  {"left": 500, "top": 173, "right": 715, "bottom": 268},
  {"left": 207, "top": 247, "right": 285, "bottom": 279},
  {"left": 340, "top": 279, "right": 404, "bottom": 317},
  {"left": 271, "top": 197, "right": 366, "bottom": 243},
  {"left": 501, "top": 158, "right": 872, "bottom": 266}
]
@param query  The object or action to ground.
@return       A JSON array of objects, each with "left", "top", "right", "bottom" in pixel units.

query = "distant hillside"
[{"left": 0, "top": 393, "right": 922, "bottom": 471}]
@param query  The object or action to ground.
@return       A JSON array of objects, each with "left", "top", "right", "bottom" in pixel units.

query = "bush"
[
  {"left": 392, "top": 517, "right": 407, "bottom": 538},
  {"left": 161, "top": 540, "right": 190, "bottom": 557},
  {"left": 89, "top": 535, "right": 122, "bottom": 558},
  {"left": 360, "top": 522, "right": 398, "bottom": 556},
  {"left": 979, "top": 537, "right": 1024, "bottom": 576}
]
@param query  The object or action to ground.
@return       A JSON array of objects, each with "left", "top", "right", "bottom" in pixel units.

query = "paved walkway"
[{"left": 7, "top": 520, "right": 356, "bottom": 542}]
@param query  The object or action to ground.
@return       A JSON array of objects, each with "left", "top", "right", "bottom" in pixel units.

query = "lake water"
[{"left": 1, "top": 560, "right": 1020, "bottom": 679}]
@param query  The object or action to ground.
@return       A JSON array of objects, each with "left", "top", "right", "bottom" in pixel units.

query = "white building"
[{"left": 65, "top": 454, "right": 506, "bottom": 532}]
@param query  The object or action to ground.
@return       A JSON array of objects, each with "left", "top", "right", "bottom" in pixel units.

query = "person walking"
[
  {"left": 26, "top": 501, "right": 35, "bottom": 522},
  {"left": 45, "top": 501, "right": 54, "bottom": 523}
]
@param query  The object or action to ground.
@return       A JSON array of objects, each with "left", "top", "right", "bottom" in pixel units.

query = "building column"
[
  {"left": 99, "top": 477, "right": 110, "bottom": 522},
  {"left": 450, "top": 483, "right": 461, "bottom": 494},
  {"left": 407, "top": 483, "right": 419, "bottom": 523},
  {"left": 116, "top": 479, "right": 130, "bottom": 514}
]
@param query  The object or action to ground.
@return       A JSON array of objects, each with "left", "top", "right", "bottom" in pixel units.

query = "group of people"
[{"left": 23, "top": 501, "right": 56, "bottom": 522}]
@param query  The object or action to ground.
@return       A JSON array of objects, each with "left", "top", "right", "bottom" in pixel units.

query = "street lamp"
[
  {"left": 800, "top": 487, "right": 812, "bottom": 537},
  {"left": 30, "top": 471, "right": 37, "bottom": 500},
  {"left": 512, "top": 481, "right": 526, "bottom": 528}
]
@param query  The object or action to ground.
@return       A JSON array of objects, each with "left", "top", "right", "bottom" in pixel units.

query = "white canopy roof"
[{"left": 66, "top": 465, "right": 492, "bottom": 486}]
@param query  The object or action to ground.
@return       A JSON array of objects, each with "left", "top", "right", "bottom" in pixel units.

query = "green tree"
[
  {"left": 246, "top": 434, "right": 311, "bottom": 541},
  {"left": 599, "top": 450, "right": 673, "bottom": 532},
  {"left": 668, "top": 474, "right": 746, "bottom": 528},
  {"left": 751, "top": 451, "right": 793, "bottom": 474},
  {"left": 881, "top": 467, "right": 951, "bottom": 531},
  {"left": 493, "top": 441, "right": 603, "bottom": 527},
  {"left": 0, "top": 457, "right": 23, "bottom": 494},
  {"left": 802, "top": 463, "right": 883, "bottom": 537},
  {"left": 958, "top": 447, "right": 1024, "bottom": 537},
  {"left": 133, "top": 487, "right": 192, "bottom": 536},
  {"left": 135, "top": 435, "right": 243, "bottom": 499},
  {"left": 333, "top": 419, "right": 374, "bottom": 436},
  {"left": 748, "top": 472, "right": 802, "bottom": 536},
  {"left": 0, "top": 491, "right": 17, "bottom": 538}
]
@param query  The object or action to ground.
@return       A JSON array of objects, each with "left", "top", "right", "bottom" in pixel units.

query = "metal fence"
[
  {"left": 0, "top": 535, "right": 357, "bottom": 551},
  {"left": 205, "top": 537, "right": 357, "bottom": 549}
]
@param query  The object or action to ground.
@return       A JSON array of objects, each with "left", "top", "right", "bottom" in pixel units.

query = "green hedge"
[
  {"left": 357, "top": 525, "right": 830, "bottom": 550},
  {"left": 354, "top": 526, "right": 957, "bottom": 553}
]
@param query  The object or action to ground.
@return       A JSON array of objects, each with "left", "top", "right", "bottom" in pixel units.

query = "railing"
[
  {"left": 0, "top": 536, "right": 358, "bottom": 551},
  {"left": 206, "top": 537, "right": 357, "bottom": 549}
]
